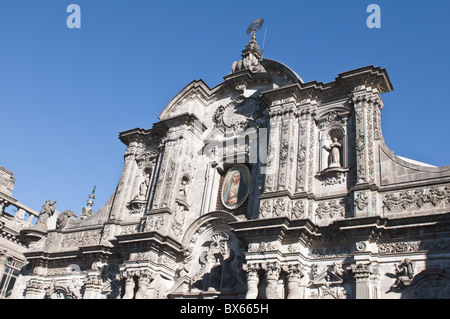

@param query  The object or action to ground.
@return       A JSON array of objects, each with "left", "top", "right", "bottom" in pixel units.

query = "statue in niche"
[
  {"left": 178, "top": 175, "right": 190, "bottom": 202},
  {"left": 323, "top": 137, "right": 342, "bottom": 168},
  {"left": 135, "top": 169, "right": 151, "bottom": 201}
]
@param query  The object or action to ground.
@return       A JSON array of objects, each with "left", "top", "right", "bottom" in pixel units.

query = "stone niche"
[{"left": 315, "top": 107, "right": 351, "bottom": 188}]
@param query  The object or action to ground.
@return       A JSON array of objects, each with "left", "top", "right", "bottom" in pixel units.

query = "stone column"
[
  {"left": 263, "top": 262, "right": 280, "bottom": 299},
  {"left": 121, "top": 271, "right": 136, "bottom": 299},
  {"left": 285, "top": 264, "right": 303, "bottom": 299},
  {"left": 351, "top": 92, "right": 382, "bottom": 187},
  {"left": 263, "top": 109, "right": 281, "bottom": 193},
  {"left": 351, "top": 263, "right": 375, "bottom": 299},
  {"left": 244, "top": 263, "right": 260, "bottom": 299},
  {"left": 24, "top": 278, "right": 45, "bottom": 299},
  {"left": 109, "top": 142, "right": 143, "bottom": 221},
  {"left": 83, "top": 273, "right": 103, "bottom": 299},
  {"left": 134, "top": 270, "right": 153, "bottom": 299},
  {"left": 295, "top": 115, "right": 308, "bottom": 193}
]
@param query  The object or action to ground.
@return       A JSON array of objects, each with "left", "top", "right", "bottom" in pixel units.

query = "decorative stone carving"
[
  {"left": 84, "top": 274, "right": 103, "bottom": 294},
  {"left": 231, "top": 31, "right": 265, "bottom": 73},
  {"left": 273, "top": 198, "right": 287, "bottom": 217},
  {"left": 262, "top": 262, "right": 281, "bottom": 299},
  {"left": 378, "top": 241, "right": 422, "bottom": 254},
  {"left": 177, "top": 175, "right": 191, "bottom": 202},
  {"left": 135, "top": 172, "right": 150, "bottom": 201},
  {"left": 311, "top": 246, "right": 352, "bottom": 258},
  {"left": 135, "top": 269, "right": 154, "bottom": 299},
  {"left": 172, "top": 204, "right": 187, "bottom": 237},
  {"left": 354, "top": 192, "right": 369, "bottom": 211},
  {"left": 259, "top": 201, "right": 272, "bottom": 218},
  {"left": 56, "top": 210, "right": 77, "bottom": 230},
  {"left": 351, "top": 263, "right": 374, "bottom": 281},
  {"left": 291, "top": 200, "right": 305, "bottom": 219},
  {"left": 248, "top": 242, "right": 278, "bottom": 252},
  {"left": 244, "top": 263, "right": 260, "bottom": 299},
  {"left": 317, "top": 169, "right": 348, "bottom": 186},
  {"left": 61, "top": 230, "right": 101, "bottom": 248},
  {"left": 142, "top": 215, "right": 166, "bottom": 232},
  {"left": 45, "top": 278, "right": 81, "bottom": 299},
  {"left": 308, "top": 263, "right": 347, "bottom": 299},
  {"left": 128, "top": 200, "right": 146, "bottom": 215},
  {"left": 121, "top": 270, "right": 136, "bottom": 299},
  {"left": 190, "top": 232, "right": 246, "bottom": 293},
  {"left": 316, "top": 199, "right": 345, "bottom": 220},
  {"left": 284, "top": 264, "right": 304, "bottom": 299},
  {"left": 383, "top": 186, "right": 450, "bottom": 212},
  {"left": 129, "top": 251, "right": 157, "bottom": 262},
  {"left": 25, "top": 278, "right": 45, "bottom": 297},
  {"left": 81, "top": 186, "right": 96, "bottom": 219},
  {"left": 212, "top": 97, "right": 264, "bottom": 132},
  {"left": 355, "top": 241, "right": 367, "bottom": 251},
  {"left": 390, "top": 258, "right": 415, "bottom": 290}
]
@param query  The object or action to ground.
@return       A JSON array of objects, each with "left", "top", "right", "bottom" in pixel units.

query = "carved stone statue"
[
  {"left": 135, "top": 172, "right": 150, "bottom": 201},
  {"left": 323, "top": 138, "right": 342, "bottom": 168},
  {"left": 391, "top": 258, "right": 415, "bottom": 290},
  {"left": 395, "top": 258, "right": 414, "bottom": 279},
  {"left": 178, "top": 175, "right": 190, "bottom": 201},
  {"left": 56, "top": 210, "right": 78, "bottom": 230},
  {"left": 36, "top": 199, "right": 57, "bottom": 225}
]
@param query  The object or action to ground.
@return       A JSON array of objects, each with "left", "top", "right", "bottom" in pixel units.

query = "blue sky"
[{"left": 1, "top": 0, "right": 449, "bottom": 216}]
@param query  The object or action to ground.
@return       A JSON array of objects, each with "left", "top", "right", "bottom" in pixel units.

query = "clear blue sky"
[{"left": 1, "top": 0, "right": 449, "bottom": 216}]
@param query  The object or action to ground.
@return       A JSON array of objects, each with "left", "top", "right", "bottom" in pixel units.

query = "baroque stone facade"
[{"left": 11, "top": 34, "right": 450, "bottom": 299}]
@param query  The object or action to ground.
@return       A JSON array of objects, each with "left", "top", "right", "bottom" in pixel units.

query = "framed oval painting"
[{"left": 221, "top": 164, "right": 251, "bottom": 210}]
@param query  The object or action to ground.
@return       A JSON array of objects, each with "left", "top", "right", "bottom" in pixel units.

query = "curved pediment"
[{"left": 159, "top": 80, "right": 217, "bottom": 121}]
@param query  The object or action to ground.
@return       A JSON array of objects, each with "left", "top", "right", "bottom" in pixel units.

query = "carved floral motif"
[
  {"left": 378, "top": 241, "right": 421, "bottom": 254},
  {"left": 316, "top": 200, "right": 345, "bottom": 220},
  {"left": 383, "top": 186, "right": 450, "bottom": 212}
]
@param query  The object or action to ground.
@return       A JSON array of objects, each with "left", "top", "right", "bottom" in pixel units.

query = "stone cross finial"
[{"left": 87, "top": 186, "right": 96, "bottom": 207}]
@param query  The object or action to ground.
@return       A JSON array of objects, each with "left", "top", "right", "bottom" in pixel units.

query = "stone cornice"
[
  {"left": 260, "top": 65, "right": 393, "bottom": 108},
  {"left": 118, "top": 127, "right": 151, "bottom": 146},
  {"left": 112, "top": 231, "right": 183, "bottom": 254}
]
